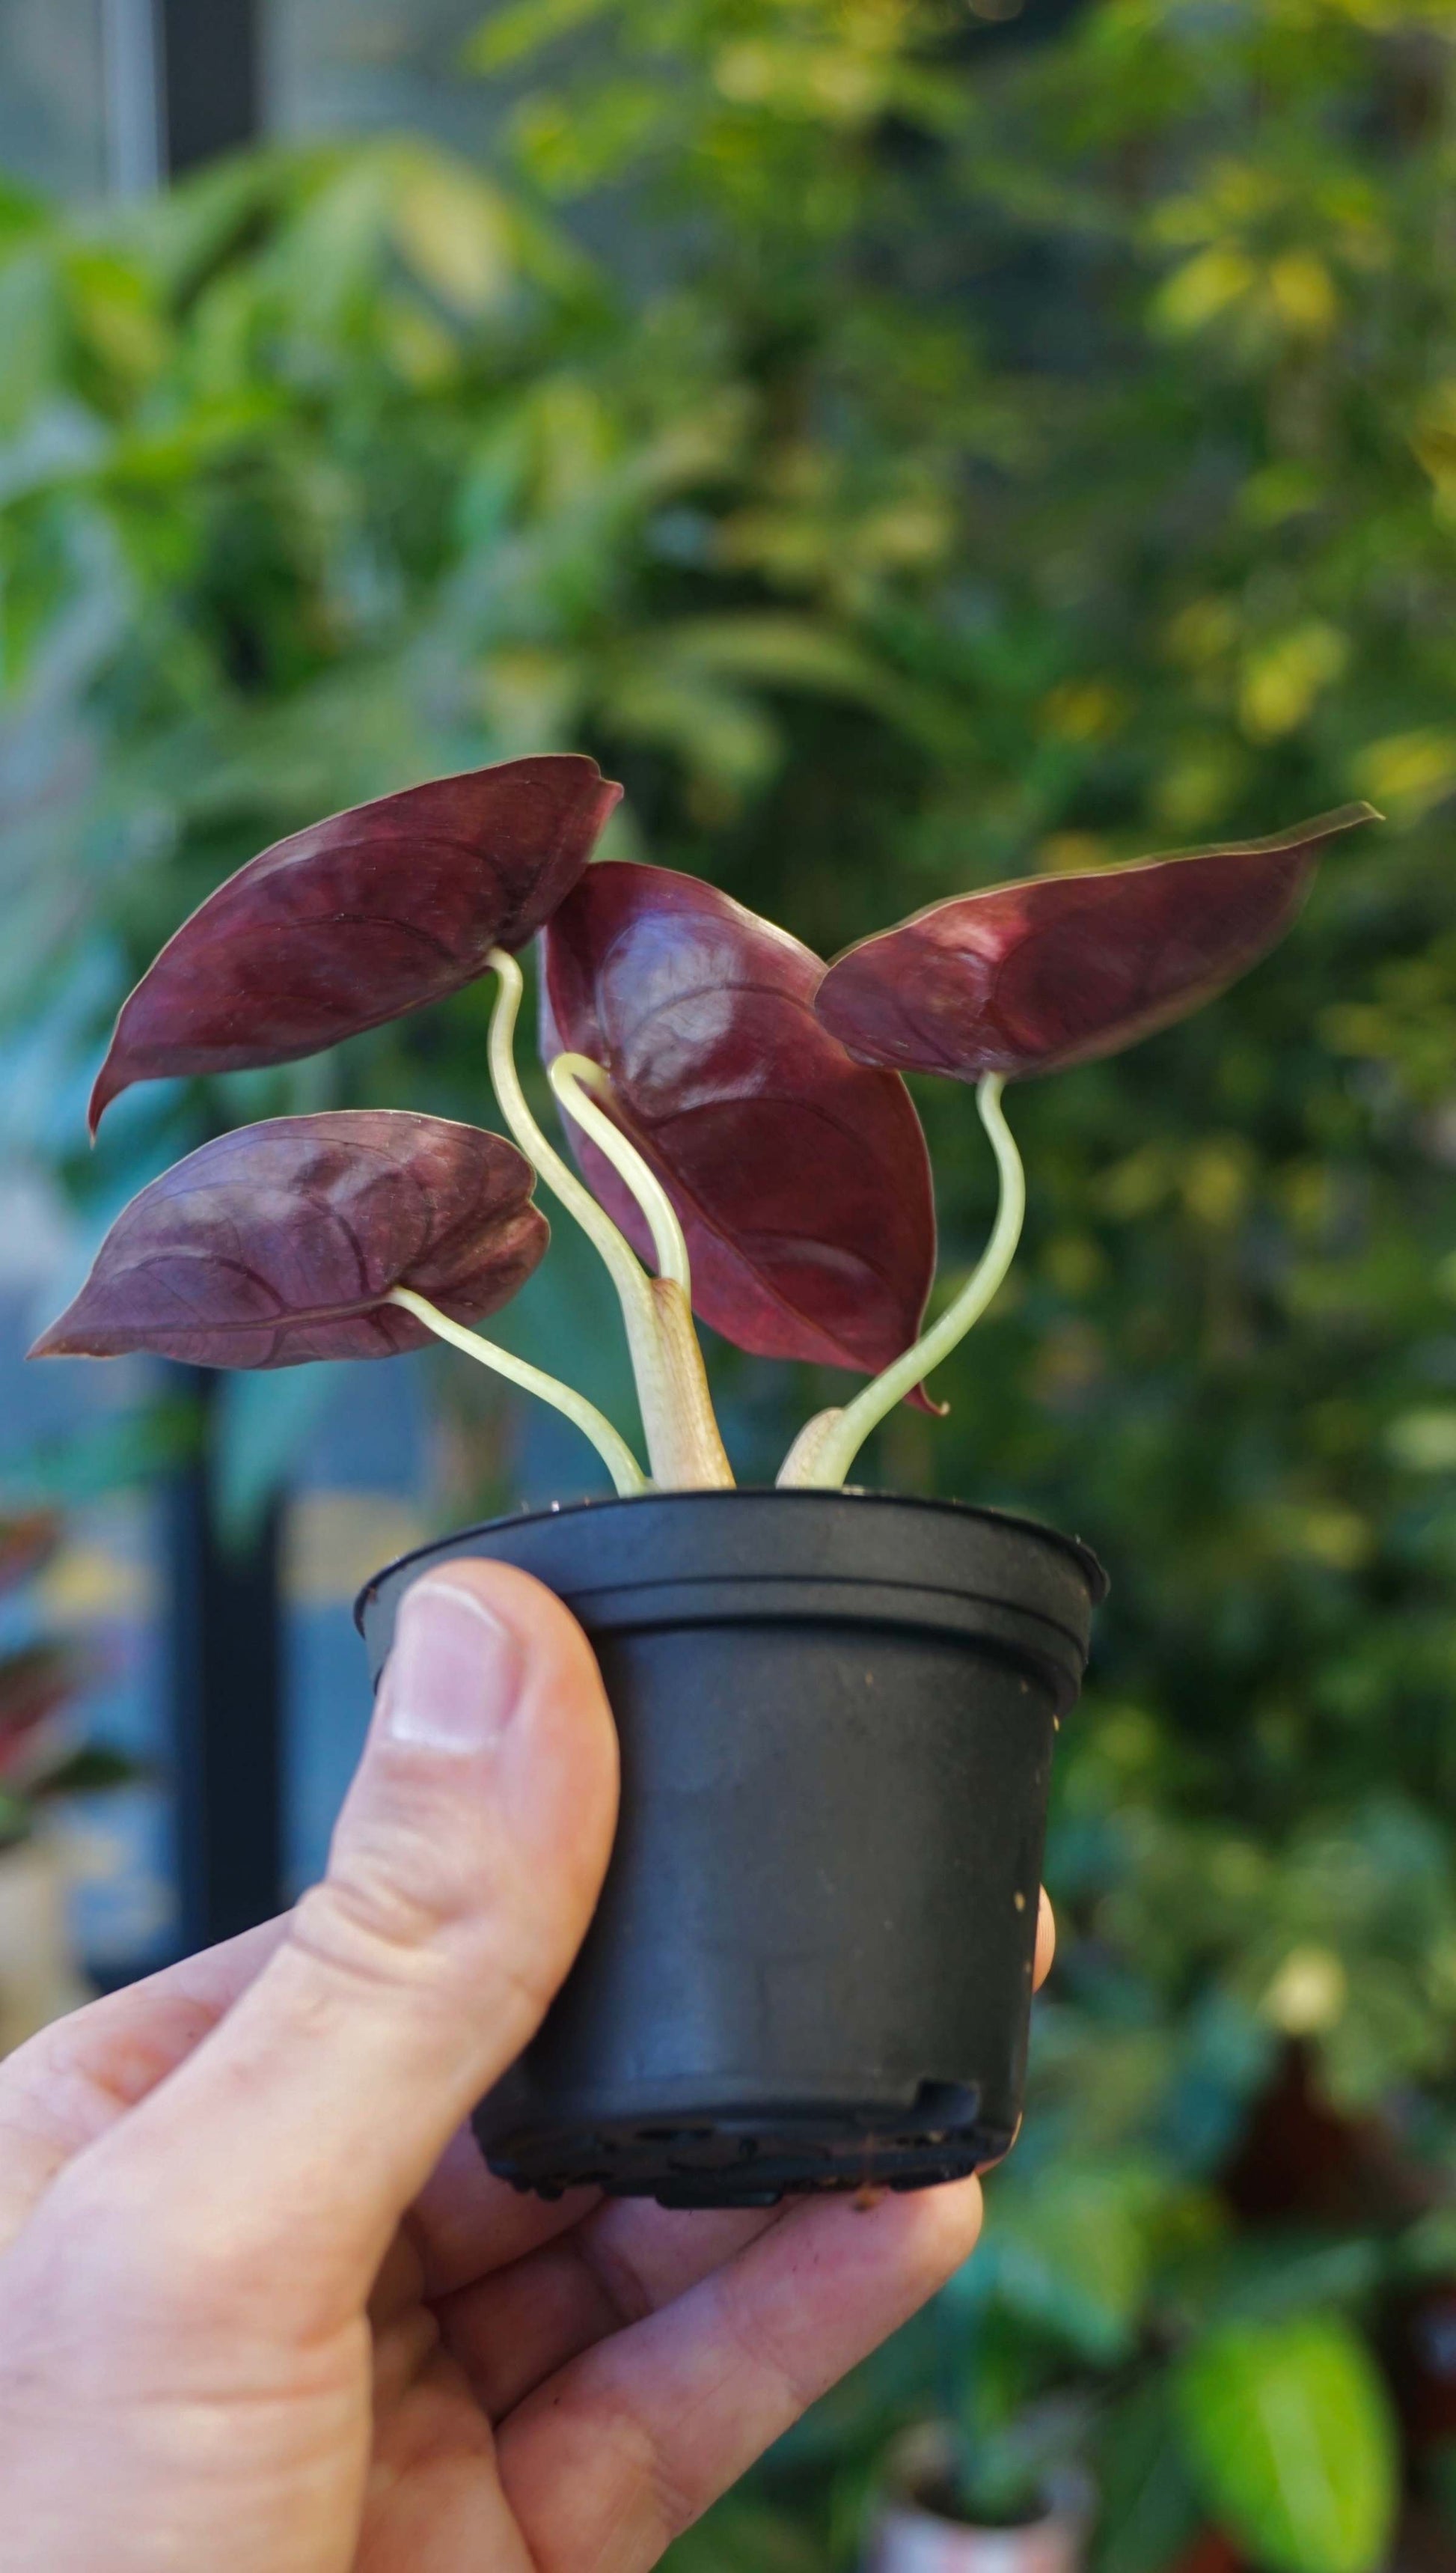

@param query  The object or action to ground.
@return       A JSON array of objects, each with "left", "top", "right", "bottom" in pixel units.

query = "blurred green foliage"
[
  {"left": 1177, "top": 2314, "right": 1398, "bottom": 2573},
  {"left": 3, "top": 0, "right": 1456, "bottom": 2562}
]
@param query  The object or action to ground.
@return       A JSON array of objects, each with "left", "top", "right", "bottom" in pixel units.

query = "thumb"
[{"left": 65, "top": 1560, "right": 617, "bottom": 2326}]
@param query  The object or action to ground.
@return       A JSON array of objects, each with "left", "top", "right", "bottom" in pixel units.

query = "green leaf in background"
[
  {"left": 1175, "top": 2315, "right": 1398, "bottom": 2573},
  {"left": 952, "top": 2161, "right": 1190, "bottom": 2366},
  {"left": 662, "top": 2496, "right": 825, "bottom": 2573},
  {"left": 34, "top": 1744, "right": 139, "bottom": 1798},
  {"left": 1093, "top": 2380, "right": 1204, "bottom": 2573},
  {"left": 0, "top": 1403, "right": 198, "bottom": 1509},
  {"left": 1199, "top": 2232, "right": 1386, "bottom": 2330},
  {"left": 214, "top": 1364, "right": 341, "bottom": 1551},
  {"left": 465, "top": 0, "right": 617, "bottom": 76}
]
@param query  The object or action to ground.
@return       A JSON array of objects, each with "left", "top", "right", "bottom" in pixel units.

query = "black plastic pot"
[{"left": 357, "top": 1489, "right": 1104, "bottom": 2210}]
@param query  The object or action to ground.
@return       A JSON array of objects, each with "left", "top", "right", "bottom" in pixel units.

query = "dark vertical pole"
[
  {"left": 105, "top": 0, "right": 284, "bottom": 1950},
  {"left": 165, "top": 1376, "right": 285, "bottom": 1944},
  {"left": 165, "top": 0, "right": 281, "bottom": 1946},
  {"left": 103, "top": 0, "right": 263, "bottom": 193},
  {"left": 157, "top": 0, "right": 262, "bottom": 173}
]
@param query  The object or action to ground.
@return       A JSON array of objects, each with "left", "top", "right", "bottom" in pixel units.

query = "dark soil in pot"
[
  {"left": 866, "top": 2426, "right": 1093, "bottom": 2571},
  {"left": 866, "top": 2466, "right": 1092, "bottom": 2572},
  {"left": 356, "top": 1488, "right": 1104, "bottom": 2210}
]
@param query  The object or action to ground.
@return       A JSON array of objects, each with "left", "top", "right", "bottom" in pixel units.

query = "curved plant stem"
[
  {"left": 487, "top": 950, "right": 655, "bottom": 1330},
  {"left": 780, "top": 1075, "right": 1026, "bottom": 1491},
  {"left": 547, "top": 1053, "right": 691, "bottom": 1293},
  {"left": 387, "top": 1288, "right": 649, "bottom": 1498},
  {"left": 485, "top": 949, "right": 733, "bottom": 1491}
]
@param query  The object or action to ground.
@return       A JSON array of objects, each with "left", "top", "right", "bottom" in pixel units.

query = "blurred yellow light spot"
[
  {"left": 1034, "top": 831, "right": 1107, "bottom": 874},
  {"left": 287, "top": 1494, "right": 432, "bottom": 1609},
  {"left": 1041, "top": 679, "right": 1128, "bottom": 742},
  {"left": 712, "top": 40, "right": 880, "bottom": 118},
  {"left": 1239, "top": 621, "right": 1348, "bottom": 741},
  {"left": 1320, "top": 1001, "right": 1389, "bottom": 1058},
  {"left": 1282, "top": 1161, "right": 1332, "bottom": 1230},
  {"left": 1154, "top": 244, "right": 1256, "bottom": 337},
  {"left": 1264, "top": 1944, "right": 1348, "bottom": 2036},
  {"left": 1353, "top": 727, "right": 1456, "bottom": 823},
  {"left": 1267, "top": 249, "right": 1339, "bottom": 337},
  {"left": 1386, "top": 1410, "right": 1456, "bottom": 1473},
  {"left": 480, "top": 647, "right": 582, "bottom": 750},
  {"left": 860, "top": 500, "right": 955, "bottom": 568},
  {"left": 382, "top": 299, "right": 461, "bottom": 389},
  {"left": 1044, "top": 1233, "right": 1106, "bottom": 1295},
  {"left": 1100, "top": 1145, "right": 1172, "bottom": 1220},
  {"left": 1210, "top": 1838, "right": 1265, "bottom": 1900},
  {"left": 1239, "top": 461, "right": 1324, "bottom": 527},
  {"left": 38, "top": 1547, "right": 156, "bottom": 1626},
  {"left": 1267, "top": 1503, "right": 1373, "bottom": 1571},
  {"left": 1152, "top": 748, "right": 1246, "bottom": 834},
  {"left": 391, "top": 168, "right": 513, "bottom": 317},
  {"left": 1098, "top": 1707, "right": 1160, "bottom": 1769},
  {"left": 1165, "top": 599, "right": 1239, "bottom": 668},
  {"left": 1181, "top": 1140, "right": 1252, "bottom": 1228}
]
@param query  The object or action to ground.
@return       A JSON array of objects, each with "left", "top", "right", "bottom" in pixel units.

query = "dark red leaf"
[
  {"left": 0, "top": 1511, "right": 62, "bottom": 1597},
  {"left": 1166, "top": 2539, "right": 1245, "bottom": 2573},
  {"left": 89, "top": 755, "right": 622, "bottom": 1132},
  {"left": 814, "top": 808, "right": 1376, "bottom": 1081},
  {"left": 0, "top": 1644, "right": 80, "bottom": 1743},
  {"left": 31, "top": 1113, "right": 547, "bottom": 1368},
  {"left": 0, "top": 1643, "right": 83, "bottom": 1780},
  {"left": 540, "top": 863, "right": 937, "bottom": 1381}
]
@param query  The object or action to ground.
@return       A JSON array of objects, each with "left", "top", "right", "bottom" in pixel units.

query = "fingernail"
[{"left": 382, "top": 1580, "right": 524, "bottom": 1754}]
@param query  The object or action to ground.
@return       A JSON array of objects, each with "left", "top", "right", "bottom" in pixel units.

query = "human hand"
[{"left": 0, "top": 1560, "right": 1054, "bottom": 2572}]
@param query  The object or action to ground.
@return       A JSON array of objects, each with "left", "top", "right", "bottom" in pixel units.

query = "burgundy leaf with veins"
[
  {"left": 541, "top": 863, "right": 937, "bottom": 1382},
  {"left": 31, "top": 1113, "right": 547, "bottom": 1368},
  {"left": 814, "top": 807, "right": 1376, "bottom": 1081},
  {"left": 89, "top": 754, "right": 622, "bottom": 1132}
]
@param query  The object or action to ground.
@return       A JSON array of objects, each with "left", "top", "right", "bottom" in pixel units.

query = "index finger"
[
  {"left": 0, "top": 1916, "right": 287, "bottom": 2256},
  {"left": 498, "top": 2176, "right": 985, "bottom": 2569}
]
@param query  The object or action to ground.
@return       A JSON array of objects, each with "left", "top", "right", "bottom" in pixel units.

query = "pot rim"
[
  {"left": 879, "top": 2441, "right": 1095, "bottom": 2541},
  {"left": 878, "top": 2497, "right": 1085, "bottom": 2540},
  {"left": 353, "top": 1483, "right": 1107, "bottom": 1635}
]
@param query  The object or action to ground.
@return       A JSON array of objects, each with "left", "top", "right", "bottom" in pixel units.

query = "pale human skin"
[{"left": 0, "top": 1559, "right": 1054, "bottom": 2572}]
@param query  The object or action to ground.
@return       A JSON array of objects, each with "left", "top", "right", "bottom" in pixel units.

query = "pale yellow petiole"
[
  {"left": 484, "top": 949, "right": 733, "bottom": 1491},
  {"left": 486, "top": 949, "right": 656, "bottom": 1336},
  {"left": 547, "top": 1052, "right": 691, "bottom": 1295},
  {"left": 778, "top": 1074, "right": 1026, "bottom": 1490},
  {"left": 387, "top": 1286, "right": 649, "bottom": 1498}
]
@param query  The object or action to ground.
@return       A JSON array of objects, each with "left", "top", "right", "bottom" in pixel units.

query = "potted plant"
[
  {"left": 31, "top": 754, "right": 1374, "bottom": 2205},
  {"left": 864, "top": 2420, "right": 1092, "bottom": 2573}
]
